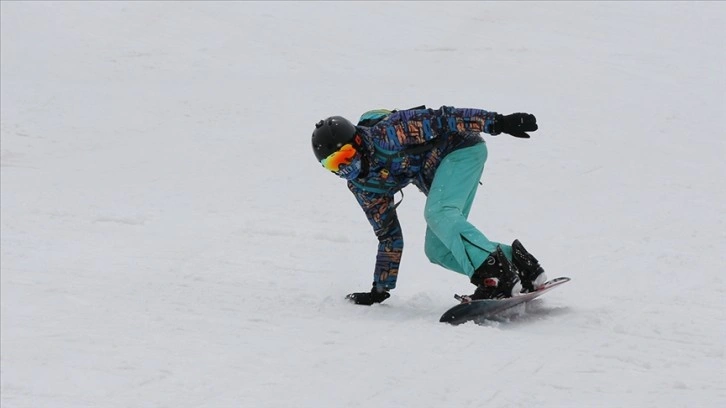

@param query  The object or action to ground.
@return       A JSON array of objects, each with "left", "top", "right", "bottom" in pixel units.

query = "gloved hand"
[
  {"left": 494, "top": 113, "right": 538, "bottom": 138},
  {"left": 346, "top": 286, "right": 390, "bottom": 305}
]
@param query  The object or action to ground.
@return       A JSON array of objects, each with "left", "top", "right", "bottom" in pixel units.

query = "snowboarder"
[{"left": 311, "top": 105, "right": 547, "bottom": 305}]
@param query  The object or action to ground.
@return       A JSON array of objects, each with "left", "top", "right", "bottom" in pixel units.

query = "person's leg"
[{"left": 423, "top": 143, "right": 512, "bottom": 278}]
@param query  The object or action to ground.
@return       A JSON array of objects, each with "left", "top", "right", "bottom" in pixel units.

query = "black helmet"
[{"left": 311, "top": 116, "right": 357, "bottom": 161}]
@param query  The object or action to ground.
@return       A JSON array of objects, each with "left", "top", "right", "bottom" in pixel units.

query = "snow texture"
[{"left": 1, "top": 2, "right": 725, "bottom": 407}]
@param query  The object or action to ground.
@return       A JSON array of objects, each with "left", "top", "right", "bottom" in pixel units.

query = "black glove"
[
  {"left": 493, "top": 113, "right": 538, "bottom": 138},
  {"left": 346, "top": 286, "right": 390, "bottom": 306}
]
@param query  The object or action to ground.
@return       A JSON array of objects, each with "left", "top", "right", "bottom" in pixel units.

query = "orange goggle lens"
[{"left": 320, "top": 144, "right": 357, "bottom": 172}]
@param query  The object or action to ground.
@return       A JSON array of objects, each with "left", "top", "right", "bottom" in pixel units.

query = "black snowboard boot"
[
  {"left": 511, "top": 239, "right": 547, "bottom": 292},
  {"left": 467, "top": 246, "right": 522, "bottom": 300}
]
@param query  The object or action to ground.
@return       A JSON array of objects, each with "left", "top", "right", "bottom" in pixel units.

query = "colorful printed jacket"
[{"left": 347, "top": 105, "right": 500, "bottom": 290}]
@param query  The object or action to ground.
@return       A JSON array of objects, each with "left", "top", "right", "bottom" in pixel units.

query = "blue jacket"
[{"left": 347, "top": 106, "right": 500, "bottom": 290}]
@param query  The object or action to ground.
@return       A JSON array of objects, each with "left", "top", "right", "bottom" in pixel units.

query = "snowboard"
[{"left": 439, "top": 277, "right": 571, "bottom": 325}]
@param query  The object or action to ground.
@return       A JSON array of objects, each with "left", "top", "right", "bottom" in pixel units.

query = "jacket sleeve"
[
  {"left": 348, "top": 182, "right": 402, "bottom": 291},
  {"left": 371, "top": 106, "right": 500, "bottom": 149}
]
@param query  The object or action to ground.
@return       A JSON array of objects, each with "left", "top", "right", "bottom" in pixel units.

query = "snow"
[{"left": 1, "top": 1, "right": 725, "bottom": 407}]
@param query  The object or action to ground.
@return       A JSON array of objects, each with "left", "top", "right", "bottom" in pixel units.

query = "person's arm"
[
  {"left": 348, "top": 183, "right": 403, "bottom": 292},
  {"left": 371, "top": 106, "right": 537, "bottom": 148}
]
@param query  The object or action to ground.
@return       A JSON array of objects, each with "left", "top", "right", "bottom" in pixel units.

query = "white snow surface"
[{"left": 2, "top": 2, "right": 725, "bottom": 407}]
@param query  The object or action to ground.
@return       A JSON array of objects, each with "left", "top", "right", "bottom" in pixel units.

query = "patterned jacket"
[{"left": 347, "top": 105, "right": 500, "bottom": 290}]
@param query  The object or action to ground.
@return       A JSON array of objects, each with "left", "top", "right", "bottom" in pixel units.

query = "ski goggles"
[{"left": 320, "top": 143, "right": 358, "bottom": 172}]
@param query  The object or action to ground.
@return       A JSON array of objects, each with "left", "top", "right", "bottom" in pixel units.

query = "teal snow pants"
[{"left": 423, "top": 142, "right": 513, "bottom": 278}]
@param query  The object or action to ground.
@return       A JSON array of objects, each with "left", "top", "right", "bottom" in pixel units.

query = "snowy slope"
[{"left": 2, "top": 2, "right": 725, "bottom": 407}]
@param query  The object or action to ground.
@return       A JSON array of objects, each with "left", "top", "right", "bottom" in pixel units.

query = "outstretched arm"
[{"left": 372, "top": 106, "right": 537, "bottom": 148}]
